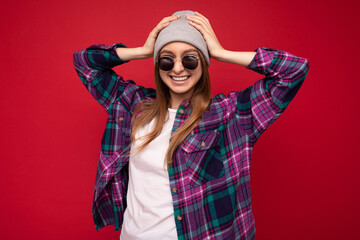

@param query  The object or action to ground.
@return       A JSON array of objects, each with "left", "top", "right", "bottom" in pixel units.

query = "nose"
[{"left": 172, "top": 58, "right": 184, "bottom": 73}]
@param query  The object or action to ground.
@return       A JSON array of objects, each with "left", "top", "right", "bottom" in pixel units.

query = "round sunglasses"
[{"left": 157, "top": 55, "right": 199, "bottom": 71}]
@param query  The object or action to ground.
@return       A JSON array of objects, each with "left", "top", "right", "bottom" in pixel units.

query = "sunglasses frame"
[{"left": 157, "top": 55, "right": 199, "bottom": 71}]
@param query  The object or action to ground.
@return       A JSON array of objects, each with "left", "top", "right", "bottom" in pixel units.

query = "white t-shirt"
[{"left": 120, "top": 108, "right": 178, "bottom": 240}]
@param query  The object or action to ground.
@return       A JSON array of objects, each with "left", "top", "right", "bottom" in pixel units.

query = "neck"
[
  {"left": 169, "top": 96, "right": 191, "bottom": 109},
  {"left": 169, "top": 90, "right": 193, "bottom": 109}
]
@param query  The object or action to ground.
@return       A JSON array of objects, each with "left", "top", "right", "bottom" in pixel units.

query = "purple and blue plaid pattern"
[{"left": 73, "top": 43, "right": 309, "bottom": 239}]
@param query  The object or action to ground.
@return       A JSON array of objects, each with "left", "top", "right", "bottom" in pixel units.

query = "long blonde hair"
[{"left": 130, "top": 49, "right": 211, "bottom": 168}]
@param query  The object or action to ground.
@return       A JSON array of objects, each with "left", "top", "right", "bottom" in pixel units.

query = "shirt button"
[
  {"left": 200, "top": 141, "right": 206, "bottom": 147},
  {"left": 118, "top": 117, "right": 124, "bottom": 122},
  {"left": 177, "top": 215, "right": 183, "bottom": 221},
  {"left": 172, "top": 187, "right": 178, "bottom": 193},
  {"left": 179, "top": 109, "right": 184, "bottom": 114}
]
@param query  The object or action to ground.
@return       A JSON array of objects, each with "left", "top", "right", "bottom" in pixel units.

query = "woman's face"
[{"left": 158, "top": 42, "right": 203, "bottom": 104}]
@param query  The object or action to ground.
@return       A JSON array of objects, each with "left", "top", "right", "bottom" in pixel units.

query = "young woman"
[{"left": 73, "top": 10, "right": 309, "bottom": 240}]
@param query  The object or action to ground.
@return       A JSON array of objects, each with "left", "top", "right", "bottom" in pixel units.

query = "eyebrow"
[{"left": 160, "top": 49, "right": 198, "bottom": 55}]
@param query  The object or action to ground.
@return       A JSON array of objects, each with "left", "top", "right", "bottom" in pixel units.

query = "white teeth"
[{"left": 172, "top": 76, "right": 189, "bottom": 81}]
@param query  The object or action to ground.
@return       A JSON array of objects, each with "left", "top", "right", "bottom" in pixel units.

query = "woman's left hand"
[{"left": 186, "top": 12, "right": 225, "bottom": 60}]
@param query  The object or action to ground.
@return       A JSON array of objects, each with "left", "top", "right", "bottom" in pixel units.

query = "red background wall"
[{"left": 1, "top": 0, "right": 359, "bottom": 239}]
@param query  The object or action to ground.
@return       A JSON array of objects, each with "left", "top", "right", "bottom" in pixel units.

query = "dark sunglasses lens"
[
  {"left": 182, "top": 56, "right": 198, "bottom": 70},
  {"left": 158, "top": 57, "right": 174, "bottom": 71}
]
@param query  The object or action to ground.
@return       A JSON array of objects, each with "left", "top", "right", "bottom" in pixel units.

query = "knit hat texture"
[{"left": 153, "top": 10, "right": 210, "bottom": 66}]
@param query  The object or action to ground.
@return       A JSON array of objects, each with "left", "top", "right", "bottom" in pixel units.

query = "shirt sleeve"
[
  {"left": 229, "top": 47, "right": 310, "bottom": 144},
  {"left": 72, "top": 43, "right": 155, "bottom": 114}
]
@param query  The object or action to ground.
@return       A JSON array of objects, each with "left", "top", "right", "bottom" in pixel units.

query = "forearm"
[
  {"left": 73, "top": 43, "right": 127, "bottom": 81},
  {"left": 115, "top": 46, "right": 151, "bottom": 61},
  {"left": 213, "top": 49, "right": 257, "bottom": 67},
  {"left": 233, "top": 47, "right": 309, "bottom": 143}
]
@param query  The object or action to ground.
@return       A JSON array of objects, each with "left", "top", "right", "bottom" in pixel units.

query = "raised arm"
[
  {"left": 185, "top": 12, "right": 256, "bottom": 67},
  {"left": 72, "top": 15, "right": 180, "bottom": 114},
  {"left": 73, "top": 43, "right": 135, "bottom": 113},
  {"left": 234, "top": 47, "right": 309, "bottom": 143},
  {"left": 187, "top": 12, "right": 310, "bottom": 144}
]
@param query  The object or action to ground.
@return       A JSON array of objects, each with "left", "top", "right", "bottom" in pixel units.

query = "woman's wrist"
[{"left": 116, "top": 46, "right": 152, "bottom": 61}]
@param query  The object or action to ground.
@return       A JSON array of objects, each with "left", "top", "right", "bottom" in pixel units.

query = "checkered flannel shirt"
[{"left": 73, "top": 43, "right": 309, "bottom": 239}]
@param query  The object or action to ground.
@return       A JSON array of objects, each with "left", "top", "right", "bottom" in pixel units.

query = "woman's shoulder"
[
  {"left": 210, "top": 93, "right": 233, "bottom": 110},
  {"left": 198, "top": 94, "right": 229, "bottom": 130},
  {"left": 201, "top": 93, "right": 240, "bottom": 125}
]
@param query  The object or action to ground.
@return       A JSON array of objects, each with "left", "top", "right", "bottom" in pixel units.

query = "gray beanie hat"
[{"left": 154, "top": 10, "right": 210, "bottom": 66}]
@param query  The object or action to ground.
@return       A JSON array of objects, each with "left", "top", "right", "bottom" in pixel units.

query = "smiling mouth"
[{"left": 170, "top": 76, "right": 190, "bottom": 81}]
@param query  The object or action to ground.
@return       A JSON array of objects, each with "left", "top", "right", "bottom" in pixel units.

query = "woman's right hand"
[
  {"left": 141, "top": 15, "right": 180, "bottom": 58},
  {"left": 116, "top": 15, "right": 179, "bottom": 61}
]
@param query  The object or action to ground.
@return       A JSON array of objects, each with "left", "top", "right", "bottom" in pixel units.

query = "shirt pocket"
[{"left": 180, "top": 130, "right": 225, "bottom": 187}]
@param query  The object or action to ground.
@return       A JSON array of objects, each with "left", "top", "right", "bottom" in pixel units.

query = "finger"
[
  {"left": 156, "top": 16, "right": 178, "bottom": 29},
  {"left": 186, "top": 14, "right": 212, "bottom": 31},
  {"left": 192, "top": 12, "right": 211, "bottom": 25},
  {"left": 188, "top": 20, "right": 212, "bottom": 38},
  {"left": 159, "top": 15, "right": 180, "bottom": 24},
  {"left": 153, "top": 16, "right": 177, "bottom": 32},
  {"left": 187, "top": 17, "right": 212, "bottom": 36},
  {"left": 195, "top": 12, "right": 212, "bottom": 29},
  {"left": 194, "top": 11, "right": 209, "bottom": 23},
  {"left": 152, "top": 15, "right": 179, "bottom": 35}
]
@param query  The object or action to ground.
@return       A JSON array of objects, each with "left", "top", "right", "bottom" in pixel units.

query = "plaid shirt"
[{"left": 73, "top": 43, "right": 309, "bottom": 239}]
